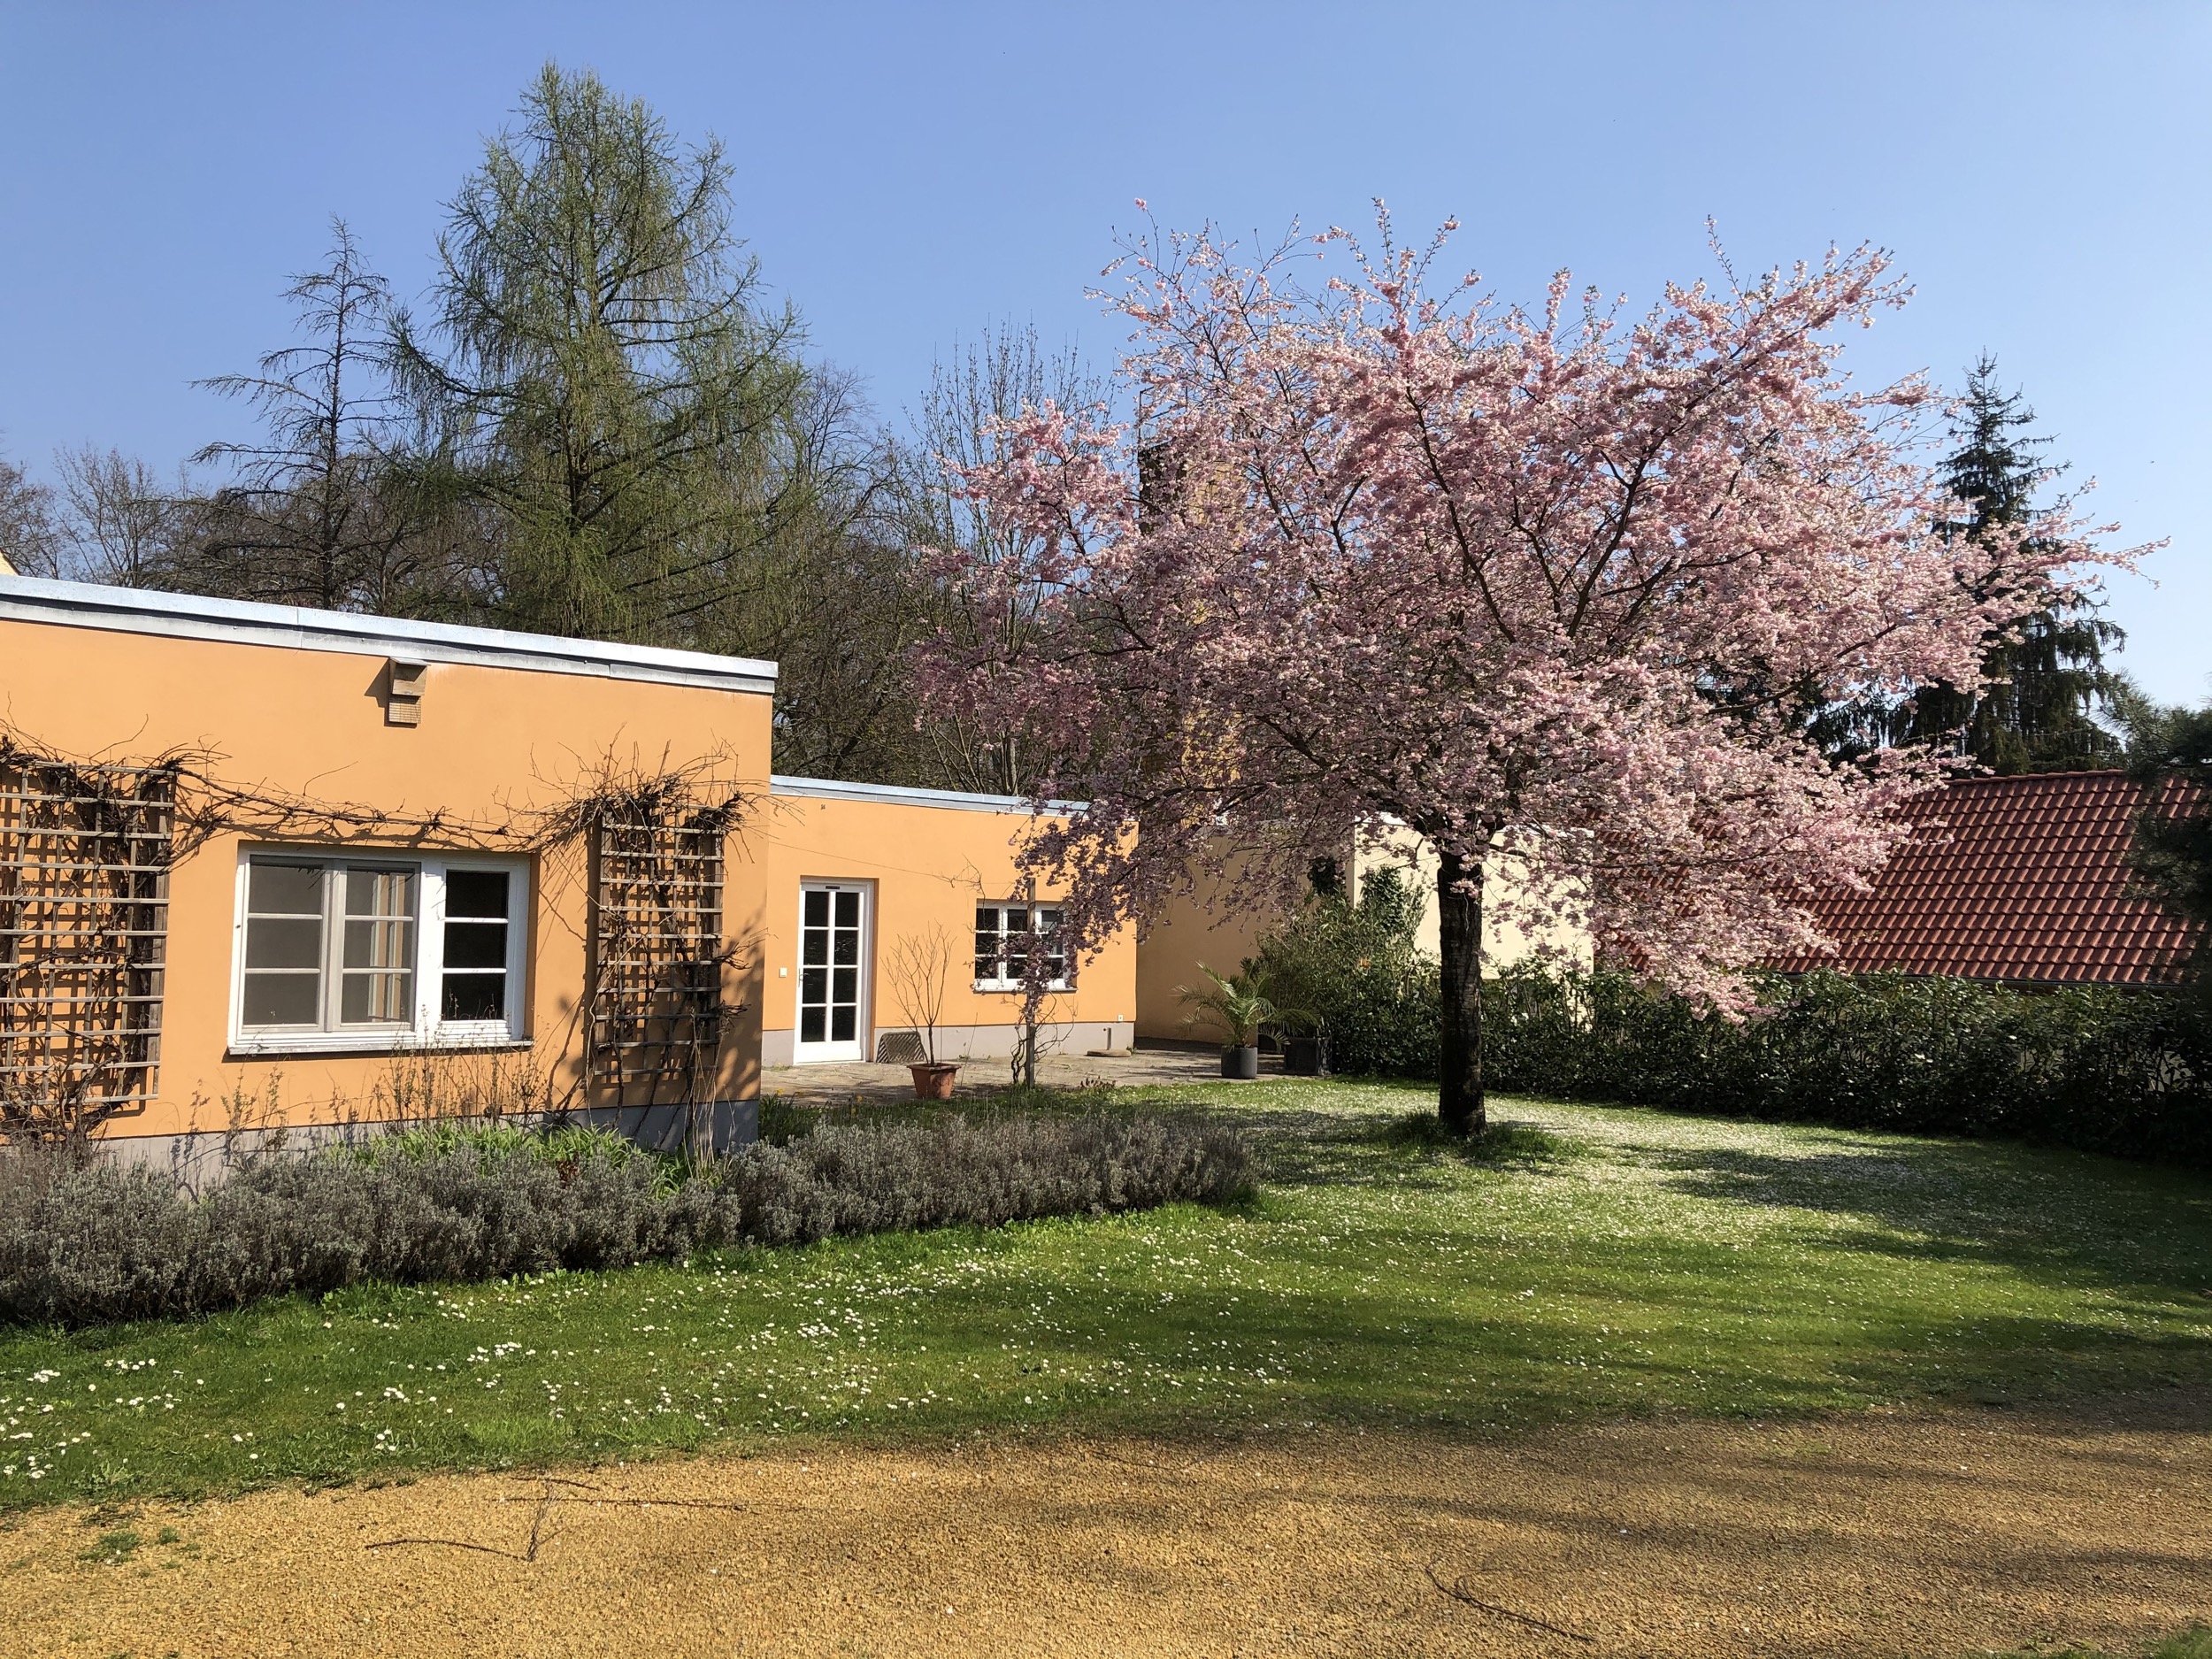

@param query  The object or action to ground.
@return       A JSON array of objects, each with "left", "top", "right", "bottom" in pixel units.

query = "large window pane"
[
  {"left": 342, "top": 972, "right": 413, "bottom": 1024},
  {"left": 242, "top": 858, "right": 326, "bottom": 1028},
  {"left": 245, "top": 917, "right": 322, "bottom": 970},
  {"left": 240, "top": 856, "right": 526, "bottom": 1039},
  {"left": 248, "top": 861, "right": 322, "bottom": 915},
  {"left": 441, "top": 974, "right": 506, "bottom": 1022},
  {"left": 242, "top": 972, "right": 319, "bottom": 1027},
  {"left": 340, "top": 868, "right": 414, "bottom": 1025},
  {"left": 442, "top": 921, "right": 507, "bottom": 970},
  {"left": 1041, "top": 908, "right": 1068, "bottom": 983},
  {"left": 437, "top": 868, "right": 509, "bottom": 1024},
  {"left": 445, "top": 869, "right": 509, "bottom": 918}
]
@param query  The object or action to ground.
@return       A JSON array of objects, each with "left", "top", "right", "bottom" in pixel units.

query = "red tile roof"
[{"left": 1770, "top": 772, "right": 2202, "bottom": 986}]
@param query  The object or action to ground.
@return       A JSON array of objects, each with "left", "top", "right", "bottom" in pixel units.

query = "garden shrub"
[
  {"left": 1486, "top": 967, "right": 2212, "bottom": 1165},
  {"left": 1248, "top": 868, "right": 2212, "bottom": 1163},
  {"left": 1248, "top": 865, "right": 1440, "bottom": 1076},
  {"left": 0, "top": 1111, "right": 1249, "bottom": 1326}
]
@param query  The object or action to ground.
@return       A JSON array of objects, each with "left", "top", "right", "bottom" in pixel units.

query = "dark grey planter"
[
  {"left": 1221, "top": 1044, "right": 1260, "bottom": 1080},
  {"left": 1283, "top": 1034, "right": 1329, "bottom": 1077}
]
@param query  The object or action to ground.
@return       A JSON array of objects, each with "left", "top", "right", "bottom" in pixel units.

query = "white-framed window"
[
  {"left": 230, "top": 849, "right": 529, "bottom": 1054},
  {"left": 972, "top": 902, "right": 1069, "bottom": 992}
]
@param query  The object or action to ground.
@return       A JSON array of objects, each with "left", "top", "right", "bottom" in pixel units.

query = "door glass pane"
[
  {"left": 830, "top": 1006, "right": 856, "bottom": 1042},
  {"left": 834, "top": 890, "right": 859, "bottom": 927},
  {"left": 803, "top": 889, "right": 829, "bottom": 927},
  {"left": 800, "top": 1006, "right": 825, "bottom": 1043},
  {"left": 832, "top": 966, "right": 856, "bottom": 1004}
]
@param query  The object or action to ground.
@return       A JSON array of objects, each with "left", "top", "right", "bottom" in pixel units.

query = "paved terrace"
[{"left": 761, "top": 1041, "right": 1233, "bottom": 1103}]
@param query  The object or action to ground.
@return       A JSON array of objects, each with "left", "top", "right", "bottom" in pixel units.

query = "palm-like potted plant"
[
  {"left": 886, "top": 925, "right": 961, "bottom": 1100},
  {"left": 1177, "top": 964, "right": 1288, "bottom": 1080}
]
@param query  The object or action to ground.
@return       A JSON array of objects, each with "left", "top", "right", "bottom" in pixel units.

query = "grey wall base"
[
  {"left": 761, "top": 1019, "right": 1135, "bottom": 1070},
  {"left": 589, "top": 1099, "right": 759, "bottom": 1156},
  {"left": 89, "top": 1099, "right": 759, "bottom": 1189}
]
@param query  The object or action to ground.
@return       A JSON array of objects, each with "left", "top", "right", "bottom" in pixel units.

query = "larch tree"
[
  {"left": 917, "top": 213, "right": 2126, "bottom": 1134},
  {"left": 391, "top": 63, "right": 815, "bottom": 643}
]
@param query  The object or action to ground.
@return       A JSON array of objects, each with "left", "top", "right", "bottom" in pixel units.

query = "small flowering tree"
[{"left": 918, "top": 212, "right": 2124, "bottom": 1134}]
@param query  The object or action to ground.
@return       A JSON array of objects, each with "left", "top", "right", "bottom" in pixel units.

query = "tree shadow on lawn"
[
  {"left": 968, "top": 1238, "right": 2212, "bottom": 1434},
  {"left": 1644, "top": 1132, "right": 2212, "bottom": 1311}
]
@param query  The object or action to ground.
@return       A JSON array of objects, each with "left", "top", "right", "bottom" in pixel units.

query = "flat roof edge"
[
  {"left": 771, "top": 774, "right": 1087, "bottom": 815},
  {"left": 0, "top": 575, "right": 779, "bottom": 694}
]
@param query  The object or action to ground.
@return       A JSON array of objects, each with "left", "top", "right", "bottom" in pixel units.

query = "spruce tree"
[{"left": 1895, "top": 355, "right": 2126, "bottom": 772}]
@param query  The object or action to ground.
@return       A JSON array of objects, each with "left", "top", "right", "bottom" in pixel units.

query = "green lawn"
[{"left": 3, "top": 1079, "right": 2209, "bottom": 1509}]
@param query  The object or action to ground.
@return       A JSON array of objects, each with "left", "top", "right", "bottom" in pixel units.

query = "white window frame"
[
  {"left": 228, "top": 848, "right": 531, "bottom": 1056},
  {"left": 972, "top": 902, "right": 1071, "bottom": 993},
  {"left": 793, "top": 879, "right": 872, "bottom": 1064}
]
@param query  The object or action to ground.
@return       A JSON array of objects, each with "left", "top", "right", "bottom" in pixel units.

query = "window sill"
[{"left": 227, "top": 1029, "right": 531, "bottom": 1060}]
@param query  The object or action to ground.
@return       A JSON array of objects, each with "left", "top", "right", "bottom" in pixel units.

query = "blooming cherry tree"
[{"left": 920, "top": 214, "right": 2122, "bottom": 1133}]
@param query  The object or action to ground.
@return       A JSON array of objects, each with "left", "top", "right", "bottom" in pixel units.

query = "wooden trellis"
[
  {"left": 587, "top": 805, "right": 733, "bottom": 1108},
  {"left": 0, "top": 751, "right": 175, "bottom": 1138}
]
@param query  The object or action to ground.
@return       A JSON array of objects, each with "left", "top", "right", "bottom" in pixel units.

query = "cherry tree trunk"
[{"left": 1436, "top": 849, "right": 1486, "bottom": 1137}]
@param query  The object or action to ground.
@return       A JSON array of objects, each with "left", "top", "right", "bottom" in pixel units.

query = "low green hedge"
[{"left": 1323, "top": 965, "right": 2212, "bottom": 1164}]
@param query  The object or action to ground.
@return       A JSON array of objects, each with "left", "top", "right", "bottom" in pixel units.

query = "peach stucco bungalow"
[{"left": 0, "top": 574, "right": 1133, "bottom": 1160}]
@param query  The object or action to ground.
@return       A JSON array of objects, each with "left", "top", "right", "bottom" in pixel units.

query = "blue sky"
[{"left": 3, "top": 2, "right": 2207, "bottom": 702}]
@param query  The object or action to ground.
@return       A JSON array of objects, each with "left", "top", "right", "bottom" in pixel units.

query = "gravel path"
[{"left": 9, "top": 1397, "right": 2207, "bottom": 1658}]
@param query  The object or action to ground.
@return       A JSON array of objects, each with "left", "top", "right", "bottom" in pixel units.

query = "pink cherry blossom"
[{"left": 916, "top": 212, "right": 2133, "bottom": 1131}]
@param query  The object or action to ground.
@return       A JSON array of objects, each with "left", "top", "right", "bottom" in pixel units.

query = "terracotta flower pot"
[{"left": 910, "top": 1062, "right": 960, "bottom": 1100}]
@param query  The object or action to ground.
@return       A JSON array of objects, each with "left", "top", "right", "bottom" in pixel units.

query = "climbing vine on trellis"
[{"left": 0, "top": 727, "right": 752, "bottom": 1146}]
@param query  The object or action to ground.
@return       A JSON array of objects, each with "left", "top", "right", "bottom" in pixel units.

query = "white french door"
[{"left": 795, "top": 881, "right": 870, "bottom": 1062}]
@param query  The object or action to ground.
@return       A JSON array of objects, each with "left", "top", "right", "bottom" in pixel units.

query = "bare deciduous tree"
[
  {"left": 188, "top": 219, "right": 472, "bottom": 615},
  {"left": 0, "top": 450, "right": 62, "bottom": 578},
  {"left": 884, "top": 924, "right": 958, "bottom": 1067},
  {"left": 887, "top": 324, "right": 1101, "bottom": 796},
  {"left": 56, "top": 447, "right": 187, "bottom": 588}
]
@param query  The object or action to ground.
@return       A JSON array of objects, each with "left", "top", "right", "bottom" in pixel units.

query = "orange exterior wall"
[
  {"left": 751, "top": 789, "right": 1137, "bottom": 1067},
  {"left": 0, "top": 615, "right": 773, "bottom": 1141},
  {"left": 1133, "top": 831, "right": 1594, "bottom": 1042}
]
